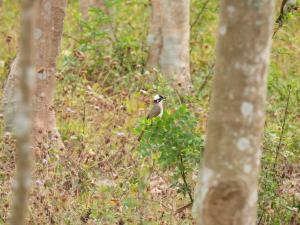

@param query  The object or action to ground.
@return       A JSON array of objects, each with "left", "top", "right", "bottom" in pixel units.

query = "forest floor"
[{"left": 0, "top": 1, "right": 300, "bottom": 225}]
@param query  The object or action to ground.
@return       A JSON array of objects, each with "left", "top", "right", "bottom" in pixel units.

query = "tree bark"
[
  {"left": 10, "top": 0, "right": 34, "bottom": 224},
  {"left": 192, "top": 1, "right": 275, "bottom": 225},
  {"left": 147, "top": 0, "right": 191, "bottom": 91},
  {"left": 3, "top": 0, "right": 67, "bottom": 150}
]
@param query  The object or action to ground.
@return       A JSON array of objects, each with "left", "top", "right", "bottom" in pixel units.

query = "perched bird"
[
  {"left": 137, "top": 94, "right": 165, "bottom": 141},
  {"left": 147, "top": 94, "right": 165, "bottom": 119}
]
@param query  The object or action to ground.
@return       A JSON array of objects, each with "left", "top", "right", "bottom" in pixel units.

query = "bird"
[
  {"left": 146, "top": 94, "right": 165, "bottom": 119},
  {"left": 137, "top": 94, "right": 165, "bottom": 141}
]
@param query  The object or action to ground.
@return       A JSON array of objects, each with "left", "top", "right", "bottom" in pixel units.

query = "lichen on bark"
[
  {"left": 192, "top": 0, "right": 275, "bottom": 224},
  {"left": 3, "top": 0, "right": 67, "bottom": 150},
  {"left": 147, "top": 0, "right": 192, "bottom": 91}
]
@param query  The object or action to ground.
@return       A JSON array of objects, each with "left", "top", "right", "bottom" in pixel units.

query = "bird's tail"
[
  {"left": 137, "top": 129, "right": 145, "bottom": 142},
  {"left": 130, "top": 128, "right": 145, "bottom": 152}
]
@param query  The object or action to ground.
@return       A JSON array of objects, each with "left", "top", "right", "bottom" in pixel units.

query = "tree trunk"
[
  {"left": 192, "top": 1, "right": 275, "bottom": 225},
  {"left": 3, "top": 0, "right": 67, "bottom": 150},
  {"left": 147, "top": 0, "right": 191, "bottom": 91},
  {"left": 10, "top": 0, "right": 34, "bottom": 224}
]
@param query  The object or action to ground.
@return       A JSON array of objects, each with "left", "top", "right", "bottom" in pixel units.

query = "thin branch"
[
  {"left": 277, "top": 0, "right": 289, "bottom": 25},
  {"left": 178, "top": 150, "right": 193, "bottom": 203},
  {"left": 273, "top": 0, "right": 298, "bottom": 37},
  {"left": 198, "top": 63, "right": 214, "bottom": 93},
  {"left": 62, "top": 33, "right": 81, "bottom": 43},
  {"left": 175, "top": 202, "right": 192, "bottom": 214},
  {"left": 131, "top": 197, "right": 173, "bottom": 212},
  {"left": 273, "top": 85, "right": 291, "bottom": 173},
  {"left": 257, "top": 212, "right": 264, "bottom": 225},
  {"left": 190, "top": 0, "right": 210, "bottom": 30}
]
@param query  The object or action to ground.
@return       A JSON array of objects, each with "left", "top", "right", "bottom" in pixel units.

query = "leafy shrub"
[{"left": 136, "top": 105, "right": 204, "bottom": 199}]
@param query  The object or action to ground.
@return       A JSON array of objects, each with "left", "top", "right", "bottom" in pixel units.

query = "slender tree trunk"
[
  {"left": 147, "top": 0, "right": 191, "bottom": 90},
  {"left": 192, "top": 1, "right": 275, "bottom": 225},
  {"left": 3, "top": 0, "right": 67, "bottom": 150},
  {"left": 10, "top": 0, "right": 34, "bottom": 224}
]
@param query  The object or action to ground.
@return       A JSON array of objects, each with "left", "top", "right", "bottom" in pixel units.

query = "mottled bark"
[
  {"left": 10, "top": 0, "right": 34, "bottom": 224},
  {"left": 32, "top": 0, "right": 66, "bottom": 149},
  {"left": 147, "top": 0, "right": 162, "bottom": 68},
  {"left": 3, "top": 57, "right": 20, "bottom": 132},
  {"left": 192, "top": 1, "right": 275, "bottom": 225},
  {"left": 147, "top": 0, "right": 191, "bottom": 90},
  {"left": 3, "top": 0, "right": 67, "bottom": 149}
]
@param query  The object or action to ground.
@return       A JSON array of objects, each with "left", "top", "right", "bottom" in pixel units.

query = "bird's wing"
[{"left": 147, "top": 104, "right": 161, "bottom": 119}]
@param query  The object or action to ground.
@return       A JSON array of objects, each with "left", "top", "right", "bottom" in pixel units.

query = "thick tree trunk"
[
  {"left": 32, "top": 0, "right": 66, "bottom": 149},
  {"left": 192, "top": 1, "right": 275, "bottom": 225},
  {"left": 3, "top": 0, "right": 67, "bottom": 149},
  {"left": 10, "top": 0, "right": 34, "bottom": 224},
  {"left": 147, "top": 0, "right": 162, "bottom": 69},
  {"left": 147, "top": 0, "right": 191, "bottom": 90}
]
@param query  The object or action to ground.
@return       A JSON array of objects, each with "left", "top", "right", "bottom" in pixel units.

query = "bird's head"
[{"left": 153, "top": 94, "right": 165, "bottom": 103}]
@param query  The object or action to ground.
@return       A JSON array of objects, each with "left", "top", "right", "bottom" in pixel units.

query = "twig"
[
  {"left": 175, "top": 202, "right": 192, "bottom": 214},
  {"left": 257, "top": 212, "right": 264, "bottom": 225},
  {"left": 198, "top": 63, "right": 214, "bottom": 93},
  {"left": 62, "top": 33, "right": 81, "bottom": 43},
  {"left": 273, "top": 85, "right": 291, "bottom": 173},
  {"left": 130, "top": 197, "right": 173, "bottom": 211},
  {"left": 178, "top": 151, "right": 193, "bottom": 203},
  {"left": 174, "top": 88, "right": 184, "bottom": 104},
  {"left": 131, "top": 122, "right": 148, "bottom": 152},
  {"left": 273, "top": 0, "right": 299, "bottom": 37},
  {"left": 190, "top": 0, "right": 210, "bottom": 30}
]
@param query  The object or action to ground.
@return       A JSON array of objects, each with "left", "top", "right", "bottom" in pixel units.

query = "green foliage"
[
  {"left": 0, "top": 0, "right": 299, "bottom": 224},
  {"left": 136, "top": 105, "right": 204, "bottom": 196},
  {"left": 61, "top": 0, "right": 148, "bottom": 90}
]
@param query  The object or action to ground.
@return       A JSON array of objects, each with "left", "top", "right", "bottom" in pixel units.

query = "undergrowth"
[{"left": 0, "top": 0, "right": 299, "bottom": 224}]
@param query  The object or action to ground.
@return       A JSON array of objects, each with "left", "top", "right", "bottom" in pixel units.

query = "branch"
[
  {"left": 273, "top": 85, "right": 291, "bottom": 173},
  {"left": 273, "top": 0, "right": 298, "bottom": 37},
  {"left": 190, "top": 0, "right": 210, "bottom": 30},
  {"left": 178, "top": 150, "right": 193, "bottom": 203}
]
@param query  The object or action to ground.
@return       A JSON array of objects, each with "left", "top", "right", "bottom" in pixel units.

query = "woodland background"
[{"left": 0, "top": 0, "right": 299, "bottom": 224}]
